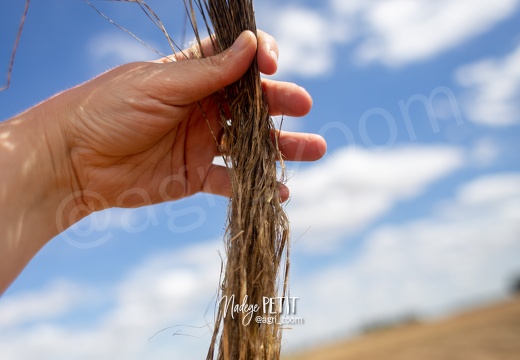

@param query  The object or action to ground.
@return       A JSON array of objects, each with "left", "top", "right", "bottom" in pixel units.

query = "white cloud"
[
  {"left": 284, "top": 172, "right": 520, "bottom": 350},
  {"left": 356, "top": 0, "right": 520, "bottom": 66},
  {"left": 0, "top": 241, "right": 224, "bottom": 360},
  {"left": 87, "top": 31, "right": 159, "bottom": 69},
  {"left": 456, "top": 172, "right": 520, "bottom": 208},
  {"left": 287, "top": 145, "right": 465, "bottom": 252},
  {"left": 105, "top": 241, "right": 221, "bottom": 330},
  {"left": 83, "top": 0, "right": 519, "bottom": 77},
  {"left": 455, "top": 42, "right": 520, "bottom": 126},
  {"left": 60, "top": 207, "right": 161, "bottom": 249},
  {"left": 257, "top": 0, "right": 520, "bottom": 76},
  {"left": 0, "top": 280, "right": 91, "bottom": 328},
  {"left": 3, "top": 173, "right": 519, "bottom": 358},
  {"left": 469, "top": 137, "right": 501, "bottom": 167},
  {"left": 257, "top": 5, "right": 350, "bottom": 77}
]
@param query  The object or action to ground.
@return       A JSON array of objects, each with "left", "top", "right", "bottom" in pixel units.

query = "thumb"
[{"left": 157, "top": 31, "right": 258, "bottom": 105}]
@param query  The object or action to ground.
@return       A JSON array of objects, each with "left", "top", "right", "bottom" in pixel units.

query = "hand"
[
  {"left": 54, "top": 30, "right": 326, "bottom": 217},
  {"left": 0, "top": 30, "right": 326, "bottom": 293}
]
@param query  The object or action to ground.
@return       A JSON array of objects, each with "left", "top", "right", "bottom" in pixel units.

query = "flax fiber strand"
[
  {"left": 5, "top": 1, "right": 290, "bottom": 357},
  {"left": 185, "top": 1, "right": 290, "bottom": 359}
]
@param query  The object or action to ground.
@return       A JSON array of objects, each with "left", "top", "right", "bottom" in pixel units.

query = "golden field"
[{"left": 284, "top": 296, "right": 520, "bottom": 360}]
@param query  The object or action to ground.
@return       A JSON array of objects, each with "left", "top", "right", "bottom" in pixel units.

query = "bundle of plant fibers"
[{"left": 186, "top": 1, "right": 290, "bottom": 359}]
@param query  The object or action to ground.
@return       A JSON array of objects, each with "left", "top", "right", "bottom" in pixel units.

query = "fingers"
[
  {"left": 152, "top": 30, "right": 306, "bottom": 115},
  {"left": 202, "top": 164, "right": 231, "bottom": 197},
  {"left": 263, "top": 79, "right": 312, "bottom": 117},
  {"left": 153, "top": 36, "right": 216, "bottom": 63},
  {"left": 156, "top": 31, "right": 258, "bottom": 105},
  {"left": 256, "top": 31, "right": 278, "bottom": 75},
  {"left": 203, "top": 129, "right": 326, "bottom": 199},
  {"left": 206, "top": 130, "right": 326, "bottom": 189},
  {"left": 274, "top": 131, "right": 327, "bottom": 162},
  {"left": 202, "top": 164, "right": 291, "bottom": 201},
  {"left": 215, "top": 129, "right": 326, "bottom": 161},
  {"left": 155, "top": 30, "right": 278, "bottom": 75}
]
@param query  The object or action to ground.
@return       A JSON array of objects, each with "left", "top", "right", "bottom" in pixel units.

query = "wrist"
[
  {"left": 5, "top": 92, "right": 90, "bottom": 235},
  {"left": 0, "top": 89, "right": 91, "bottom": 292}
]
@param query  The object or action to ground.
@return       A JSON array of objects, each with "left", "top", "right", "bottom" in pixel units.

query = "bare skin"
[{"left": 0, "top": 31, "right": 327, "bottom": 294}]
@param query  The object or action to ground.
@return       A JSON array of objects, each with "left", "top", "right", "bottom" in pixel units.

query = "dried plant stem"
[
  {"left": 87, "top": 1, "right": 290, "bottom": 358},
  {"left": 186, "top": 1, "right": 290, "bottom": 359},
  {"left": 1, "top": 0, "right": 30, "bottom": 92}
]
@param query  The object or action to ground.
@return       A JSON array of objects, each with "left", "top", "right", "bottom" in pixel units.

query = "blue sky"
[{"left": 1, "top": 0, "right": 520, "bottom": 358}]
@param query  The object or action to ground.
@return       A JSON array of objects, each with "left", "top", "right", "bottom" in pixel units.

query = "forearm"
[{"left": 0, "top": 94, "right": 81, "bottom": 294}]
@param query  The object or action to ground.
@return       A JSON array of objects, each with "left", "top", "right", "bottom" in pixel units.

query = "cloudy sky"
[{"left": 1, "top": 0, "right": 520, "bottom": 358}]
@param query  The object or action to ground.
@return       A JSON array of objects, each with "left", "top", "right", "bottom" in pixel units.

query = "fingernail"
[
  {"left": 270, "top": 49, "right": 278, "bottom": 65},
  {"left": 279, "top": 185, "right": 290, "bottom": 202}
]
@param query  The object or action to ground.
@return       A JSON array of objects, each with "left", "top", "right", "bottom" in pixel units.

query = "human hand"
[
  {"left": 0, "top": 30, "right": 326, "bottom": 293},
  {"left": 50, "top": 30, "right": 326, "bottom": 222}
]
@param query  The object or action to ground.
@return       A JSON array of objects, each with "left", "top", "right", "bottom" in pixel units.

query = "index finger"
[{"left": 154, "top": 30, "right": 278, "bottom": 75}]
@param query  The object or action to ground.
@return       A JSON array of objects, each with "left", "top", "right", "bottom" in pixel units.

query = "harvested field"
[{"left": 284, "top": 296, "right": 520, "bottom": 360}]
